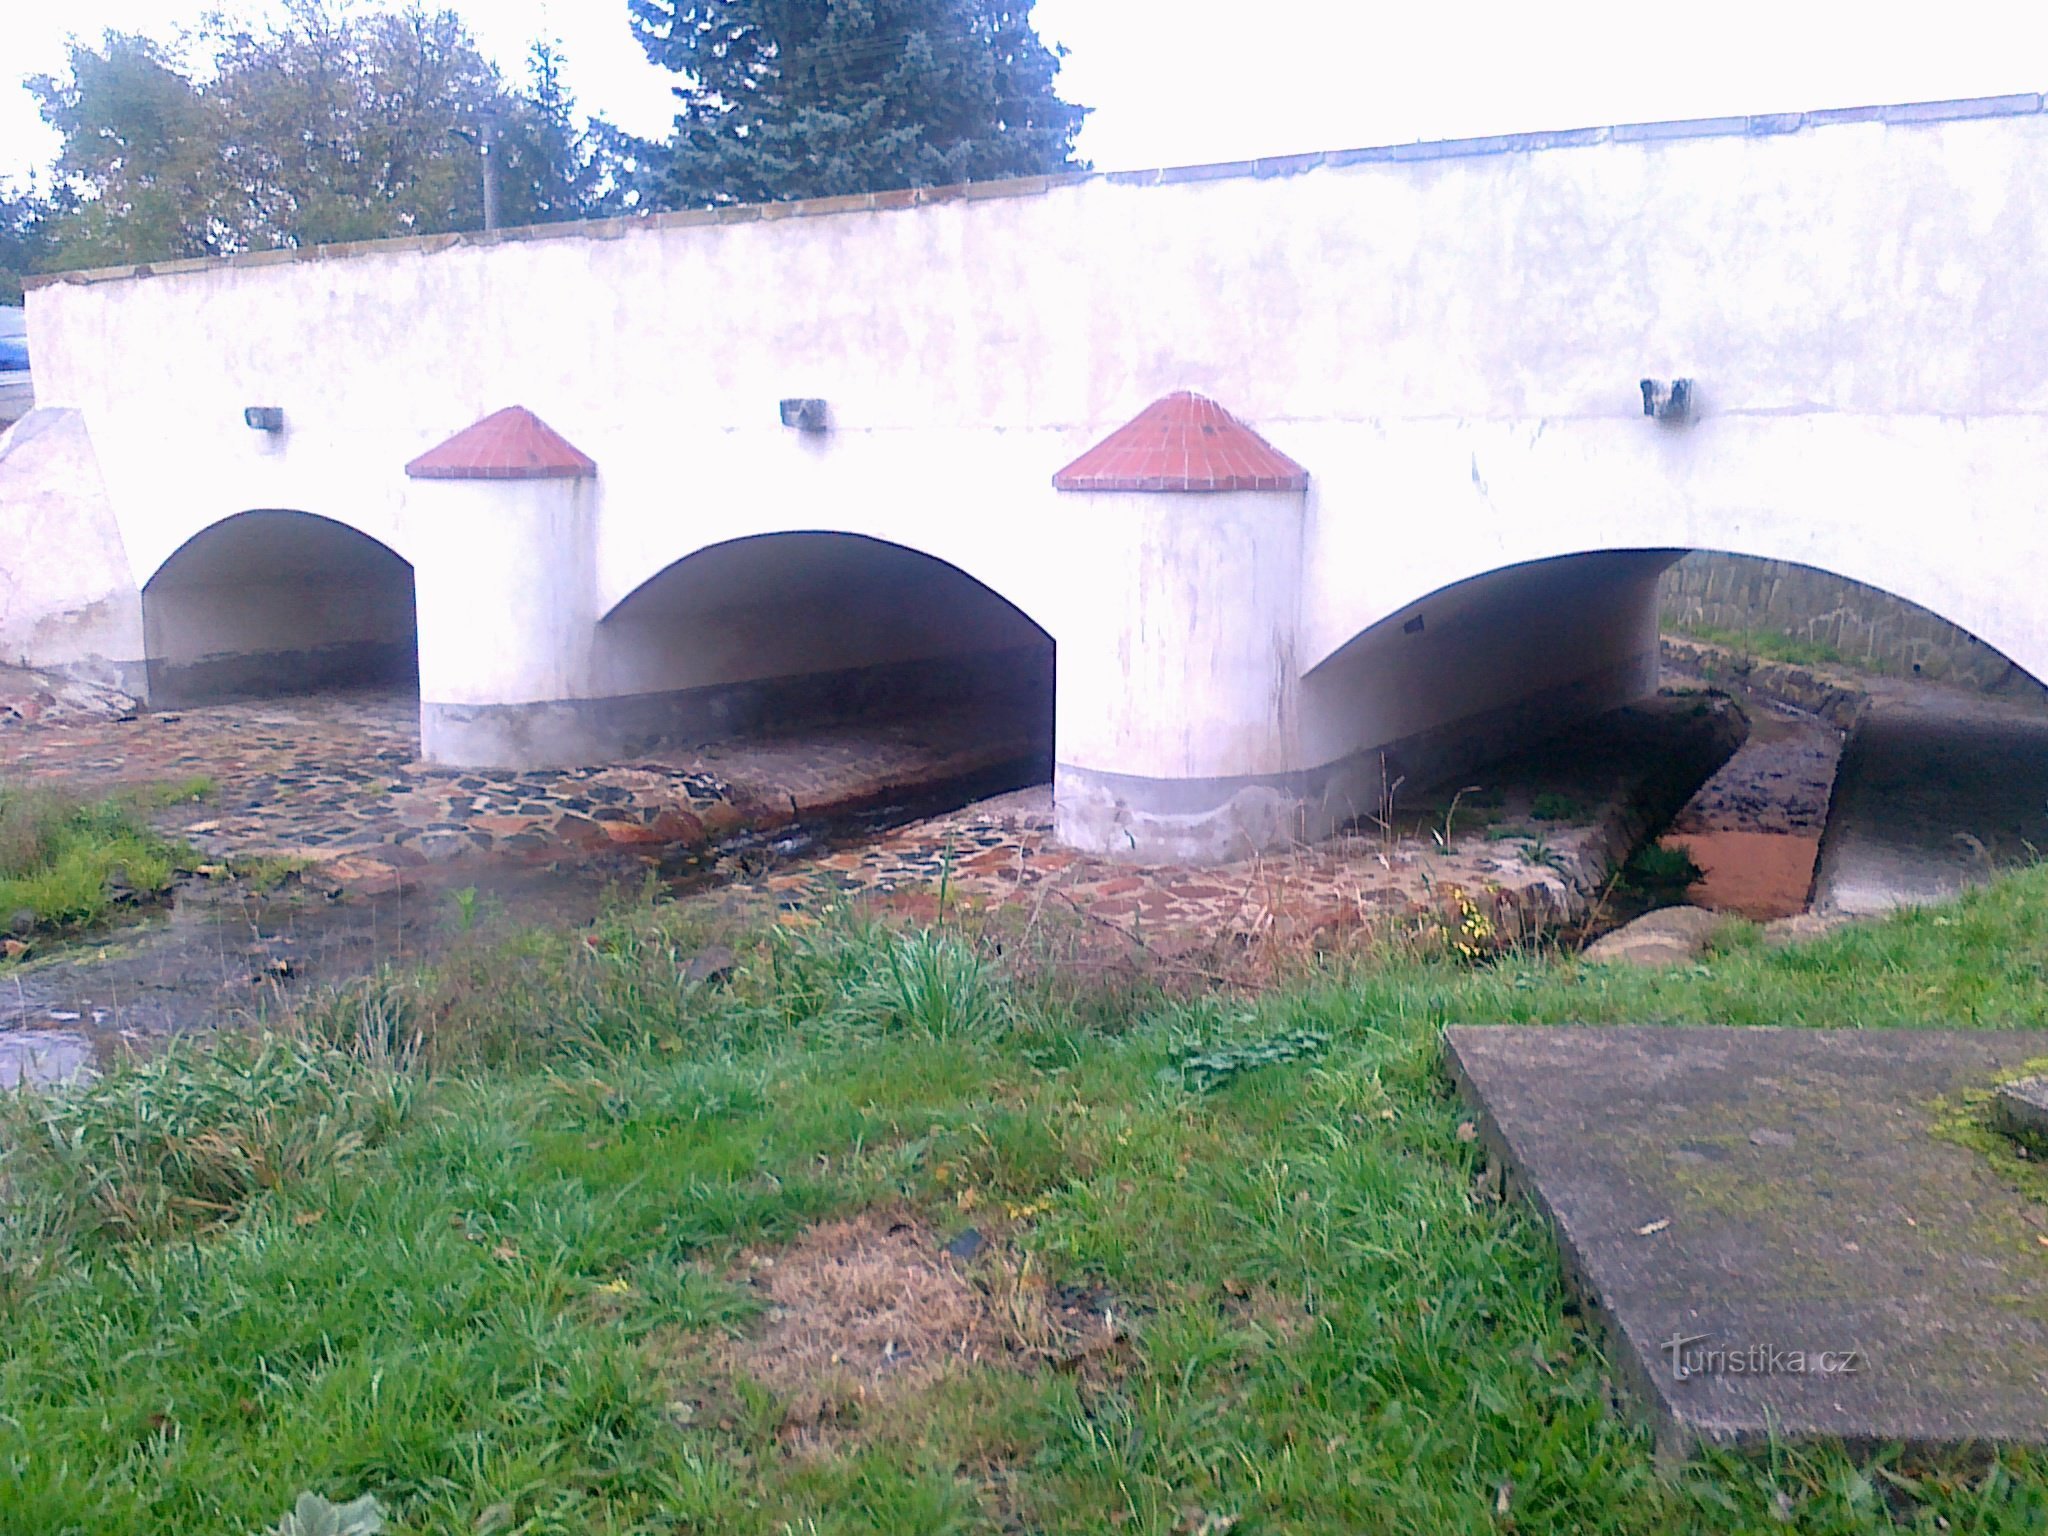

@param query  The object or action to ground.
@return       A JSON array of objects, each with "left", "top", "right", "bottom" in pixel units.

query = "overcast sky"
[{"left": 6, "top": 0, "right": 2048, "bottom": 189}]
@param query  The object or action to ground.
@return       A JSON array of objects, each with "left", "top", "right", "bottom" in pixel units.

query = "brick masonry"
[
  {"left": 405, "top": 405, "right": 597, "bottom": 480},
  {"left": 1052, "top": 392, "right": 1309, "bottom": 493}
]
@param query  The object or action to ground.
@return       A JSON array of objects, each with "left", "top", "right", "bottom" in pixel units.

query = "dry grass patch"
[
  {"left": 723, "top": 1211, "right": 1005, "bottom": 1430},
  {"left": 1219, "top": 1278, "right": 1313, "bottom": 1347},
  {"left": 658, "top": 1211, "right": 1134, "bottom": 1441}
]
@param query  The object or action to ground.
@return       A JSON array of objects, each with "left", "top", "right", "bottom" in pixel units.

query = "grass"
[
  {"left": 1619, "top": 840, "right": 1706, "bottom": 898},
  {"left": 8, "top": 875, "right": 2048, "bottom": 1532},
  {"left": 0, "top": 783, "right": 201, "bottom": 935},
  {"left": 1666, "top": 623, "right": 1863, "bottom": 675}
]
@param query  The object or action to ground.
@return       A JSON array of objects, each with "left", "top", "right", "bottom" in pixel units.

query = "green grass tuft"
[
  {"left": 0, "top": 784, "right": 194, "bottom": 935},
  {"left": 1623, "top": 840, "right": 1705, "bottom": 894},
  {"left": 1669, "top": 622, "right": 1861, "bottom": 674}
]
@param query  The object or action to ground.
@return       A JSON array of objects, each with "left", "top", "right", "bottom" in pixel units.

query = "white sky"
[{"left": 4, "top": 0, "right": 2048, "bottom": 189}]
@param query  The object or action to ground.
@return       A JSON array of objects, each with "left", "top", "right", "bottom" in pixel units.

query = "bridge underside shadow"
[
  {"left": 1295, "top": 547, "right": 2048, "bottom": 882},
  {"left": 416, "top": 531, "right": 1063, "bottom": 787},
  {"left": 1298, "top": 551, "right": 1681, "bottom": 839},
  {"left": 141, "top": 511, "right": 418, "bottom": 708}
]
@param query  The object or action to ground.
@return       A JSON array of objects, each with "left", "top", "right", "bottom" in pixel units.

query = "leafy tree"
[
  {"left": 202, "top": 2, "right": 505, "bottom": 245},
  {"left": 203, "top": 4, "right": 630, "bottom": 244},
  {"left": 0, "top": 186, "right": 54, "bottom": 306},
  {"left": 27, "top": 3, "right": 635, "bottom": 271},
  {"left": 628, "top": 0, "right": 1087, "bottom": 208},
  {"left": 27, "top": 34, "right": 234, "bottom": 268}
]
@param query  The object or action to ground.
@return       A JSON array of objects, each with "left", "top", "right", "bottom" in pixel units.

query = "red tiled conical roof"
[
  {"left": 1053, "top": 392, "right": 1308, "bottom": 493},
  {"left": 405, "top": 406, "right": 596, "bottom": 480}
]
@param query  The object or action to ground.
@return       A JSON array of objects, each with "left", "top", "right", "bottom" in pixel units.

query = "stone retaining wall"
[
  {"left": 1658, "top": 636, "right": 1869, "bottom": 728},
  {"left": 1660, "top": 552, "right": 2040, "bottom": 693}
]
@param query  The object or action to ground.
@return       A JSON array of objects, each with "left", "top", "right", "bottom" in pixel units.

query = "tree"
[
  {"left": 202, "top": 2, "right": 504, "bottom": 245},
  {"left": 27, "top": 4, "right": 635, "bottom": 272},
  {"left": 513, "top": 40, "right": 615, "bottom": 224},
  {"left": 627, "top": 0, "right": 1087, "bottom": 208},
  {"left": 0, "top": 187, "right": 54, "bottom": 306},
  {"left": 27, "top": 33, "right": 235, "bottom": 268},
  {"left": 203, "top": 4, "right": 630, "bottom": 245}
]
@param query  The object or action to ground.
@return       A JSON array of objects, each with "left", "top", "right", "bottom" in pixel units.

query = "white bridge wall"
[{"left": 11, "top": 96, "right": 2048, "bottom": 856}]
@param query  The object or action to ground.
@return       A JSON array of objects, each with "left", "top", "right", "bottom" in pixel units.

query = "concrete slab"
[
  {"left": 0, "top": 1028, "right": 95, "bottom": 1090},
  {"left": 1444, "top": 1025, "right": 2048, "bottom": 1459}
]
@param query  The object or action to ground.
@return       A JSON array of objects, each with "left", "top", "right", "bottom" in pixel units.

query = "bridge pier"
[
  {"left": 1049, "top": 394, "right": 1314, "bottom": 862},
  {"left": 1043, "top": 398, "right": 1677, "bottom": 862},
  {"left": 406, "top": 408, "right": 604, "bottom": 768}
]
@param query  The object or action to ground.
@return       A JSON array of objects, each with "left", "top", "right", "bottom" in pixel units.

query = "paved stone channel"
[
  {"left": 0, "top": 687, "right": 1044, "bottom": 888},
  {"left": 697, "top": 695, "right": 1745, "bottom": 966},
  {"left": 0, "top": 686, "right": 1745, "bottom": 1050}
]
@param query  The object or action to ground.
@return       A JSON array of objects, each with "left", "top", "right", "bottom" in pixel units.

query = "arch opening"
[
  {"left": 596, "top": 531, "right": 1054, "bottom": 773},
  {"left": 1297, "top": 547, "right": 2048, "bottom": 913},
  {"left": 1306, "top": 545, "right": 2048, "bottom": 800},
  {"left": 1300, "top": 550, "right": 1680, "bottom": 817},
  {"left": 141, "top": 511, "right": 418, "bottom": 707}
]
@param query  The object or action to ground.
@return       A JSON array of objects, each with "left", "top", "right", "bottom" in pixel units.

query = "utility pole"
[{"left": 478, "top": 104, "right": 502, "bottom": 232}]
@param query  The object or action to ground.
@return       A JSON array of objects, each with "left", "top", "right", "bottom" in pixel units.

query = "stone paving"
[
  {"left": 0, "top": 686, "right": 1044, "bottom": 891},
  {"left": 707, "top": 695, "right": 1747, "bottom": 965},
  {"left": 0, "top": 680, "right": 1743, "bottom": 1034}
]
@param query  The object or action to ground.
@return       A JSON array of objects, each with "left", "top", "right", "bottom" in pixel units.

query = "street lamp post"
[{"left": 477, "top": 104, "right": 502, "bottom": 232}]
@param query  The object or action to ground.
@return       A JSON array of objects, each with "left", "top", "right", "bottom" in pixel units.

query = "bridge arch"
[
  {"left": 141, "top": 509, "right": 418, "bottom": 706},
  {"left": 1301, "top": 525, "right": 2048, "bottom": 693},
  {"left": 592, "top": 530, "right": 1055, "bottom": 760},
  {"left": 1296, "top": 547, "right": 2046, "bottom": 838}
]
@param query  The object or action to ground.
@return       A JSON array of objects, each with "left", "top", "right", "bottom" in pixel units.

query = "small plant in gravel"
[
  {"left": 1531, "top": 791, "right": 1586, "bottom": 823},
  {"left": 1440, "top": 883, "right": 1500, "bottom": 961},
  {"left": 1623, "top": 840, "right": 1706, "bottom": 897},
  {"left": 230, "top": 854, "right": 311, "bottom": 892},
  {"left": 128, "top": 775, "right": 215, "bottom": 808}
]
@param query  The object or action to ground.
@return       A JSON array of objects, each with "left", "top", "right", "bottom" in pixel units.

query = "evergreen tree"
[{"left": 627, "top": 0, "right": 1087, "bottom": 207}]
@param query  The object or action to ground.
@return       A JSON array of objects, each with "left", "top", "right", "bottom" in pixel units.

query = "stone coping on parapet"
[{"left": 23, "top": 91, "right": 2046, "bottom": 293}]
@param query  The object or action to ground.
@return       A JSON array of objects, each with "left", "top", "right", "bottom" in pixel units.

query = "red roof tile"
[
  {"left": 1053, "top": 392, "right": 1308, "bottom": 493},
  {"left": 405, "top": 406, "right": 597, "bottom": 481}
]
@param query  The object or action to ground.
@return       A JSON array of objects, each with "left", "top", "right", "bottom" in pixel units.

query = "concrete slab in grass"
[{"left": 1444, "top": 1024, "right": 2048, "bottom": 1459}]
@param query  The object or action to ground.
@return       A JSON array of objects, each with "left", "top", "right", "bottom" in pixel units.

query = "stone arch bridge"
[{"left": 6, "top": 92, "right": 2048, "bottom": 861}]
